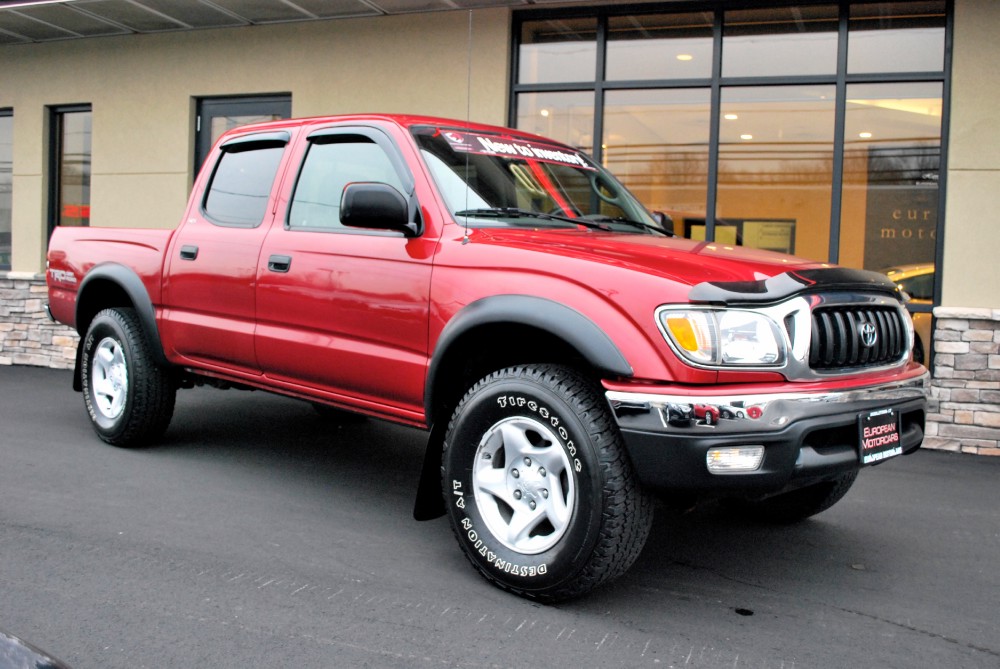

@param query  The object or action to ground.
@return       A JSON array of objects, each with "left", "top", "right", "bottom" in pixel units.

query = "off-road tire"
[
  {"left": 81, "top": 307, "right": 176, "bottom": 447},
  {"left": 441, "top": 364, "right": 652, "bottom": 602}
]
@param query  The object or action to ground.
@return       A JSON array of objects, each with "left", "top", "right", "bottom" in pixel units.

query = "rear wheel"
[
  {"left": 442, "top": 364, "right": 651, "bottom": 602},
  {"left": 81, "top": 308, "right": 175, "bottom": 447}
]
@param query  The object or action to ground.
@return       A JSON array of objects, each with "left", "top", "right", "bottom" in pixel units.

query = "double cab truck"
[{"left": 46, "top": 114, "right": 928, "bottom": 601}]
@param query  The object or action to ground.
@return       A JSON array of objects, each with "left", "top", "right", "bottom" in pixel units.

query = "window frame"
[
  {"left": 510, "top": 0, "right": 951, "bottom": 312},
  {"left": 0, "top": 108, "right": 12, "bottom": 271},
  {"left": 47, "top": 103, "right": 93, "bottom": 239}
]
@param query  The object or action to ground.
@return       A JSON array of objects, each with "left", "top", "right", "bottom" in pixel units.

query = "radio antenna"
[{"left": 462, "top": 9, "right": 472, "bottom": 245}]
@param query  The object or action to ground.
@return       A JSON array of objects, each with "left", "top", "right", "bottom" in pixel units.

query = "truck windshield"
[{"left": 411, "top": 125, "right": 666, "bottom": 235}]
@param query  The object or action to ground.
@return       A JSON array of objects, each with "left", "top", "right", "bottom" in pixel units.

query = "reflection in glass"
[
  {"left": 716, "top": 86, "right": 836, "bottom": 261},
  {"left": 210, "top": 115, "right": 285, "bottom": 148},
  {"left": 606, "top": 13, "right": 713, "bottom": 81},
  {"left": 0, "top": 113, "right": 11, "bottom": 269},
  {"left": 838, "top": 82, "right": 942, "bottom": 271},
  {"left": 849, "top": 2, "right": 946, "bottom": 74},
  {"left": 602, "top": 89, "right": 710, "bottom": 224},
  {"left": 57, "top": 110, "right": 92, "bottom": 228},
  {"left": 723, "top": 6, "right": 839, "bottom": 78},
  {"left": 516, "top": 91, "right": 595, "bottom": 153},
  {"left": 519, "top": 18, "right": 597, "bottom": 84}
]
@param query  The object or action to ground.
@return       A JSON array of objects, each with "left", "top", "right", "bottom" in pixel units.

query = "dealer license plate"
[{"left": 858, "top": 408, "right": 902, "bottom": 465}]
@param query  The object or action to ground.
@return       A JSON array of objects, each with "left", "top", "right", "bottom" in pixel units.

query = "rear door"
[{"left": 160, "top": 129, "right": 294, "bottom": 375}]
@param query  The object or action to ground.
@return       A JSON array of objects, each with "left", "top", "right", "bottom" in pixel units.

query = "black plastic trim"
[
  {"left": 424, "top": 295, "right": 633, "bottom": 419},
  {"left": 76, "top": 263, "right": 167, "bottom": 367},
  {"left": 688, "top": 267, "right": 900, "bottom": 306}
]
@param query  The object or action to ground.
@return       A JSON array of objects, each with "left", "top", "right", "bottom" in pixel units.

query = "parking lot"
[{"left": 2, "top": 365, "right": 999, "bottom": 668}]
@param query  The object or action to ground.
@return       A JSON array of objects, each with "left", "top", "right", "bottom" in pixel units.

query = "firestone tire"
[
  {"left": 736, "top": 470, "right": 859, "bottom": 524},
  {"left": 81, "top": 308, "right": 176, "bottom": 447},
  {"left": 442, "top": 364, "right": 652, "bottom": 602}
]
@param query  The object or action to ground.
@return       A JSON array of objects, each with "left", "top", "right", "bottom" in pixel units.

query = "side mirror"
[
  {"left": 340, "top": 182, "right": 419, "bottom": 237},
  {"left": 653, "top": 211, "right": 675, "bottom": 237}
]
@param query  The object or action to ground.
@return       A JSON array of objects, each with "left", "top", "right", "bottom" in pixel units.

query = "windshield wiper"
[
  {"left": 581, "top": 214, "right": 670, "bottom": 236},
  {"left": 454, "top": 207, "right": 609, "bottom": 230}
]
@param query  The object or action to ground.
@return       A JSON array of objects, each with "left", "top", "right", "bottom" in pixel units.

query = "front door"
[{"left": 255, "top": 125, "right": 435, "bottom": 421}]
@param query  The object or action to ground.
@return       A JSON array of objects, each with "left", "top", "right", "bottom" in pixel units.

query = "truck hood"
[
  {"left": 475, "top": 227, "right": 825, "bottom": 284},
  {"left": 470, "top": 228, "right": 899, "bottom": 304}
]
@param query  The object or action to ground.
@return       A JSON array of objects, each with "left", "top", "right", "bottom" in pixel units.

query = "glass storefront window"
[
  {"left": 519, "top": 18, "right": 597, "bottom": 84},
  {"left": 848, "top": 2, "right": 946, "bottom": 74},
  {"left": 716, "top": 86, "right": 837, "bottom": 260},
  {"left": 838, "top": 82, "right": 943, "bottom": 271},
  {"left": 606, "top": 13, "right": 713, "bottom": 81},
  {"left": 0, "top": 111, "right": 11, "bottom": 270},
  {"left": 602, "top": 89, "right": 711, "bottom": 223},
  {"left": 53, "top": 107, "right": 92, "bottom": 230},
  {"left": 516, "top": 91, "right": 595, "bottom": 153},
  {"left": 723, "top": 6, "right": 839, "bottom": 78}
]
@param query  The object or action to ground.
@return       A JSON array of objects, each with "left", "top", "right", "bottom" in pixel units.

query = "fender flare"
[
  {"left": 423, "top": 295, "right": 633, "bottom": 420},
  {"left": 76, "top": 263, "right": 168, "bottom": 367}
]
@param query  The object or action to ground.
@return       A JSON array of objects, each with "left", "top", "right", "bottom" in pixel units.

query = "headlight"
[{"left": 658, "top": 308, "right": 786, "bottom": 367}]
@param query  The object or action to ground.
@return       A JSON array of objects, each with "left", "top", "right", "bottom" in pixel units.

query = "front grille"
[{"left": 809, "top": 305, "right": 907, "bottom": 370}]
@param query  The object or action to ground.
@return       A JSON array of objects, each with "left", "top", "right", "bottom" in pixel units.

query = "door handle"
[
  {"left": 268, "top": 255, "right": 292, "bottom": 273},
  {"left": 179, "top": 245, "right": 199, "bottom": 260}
]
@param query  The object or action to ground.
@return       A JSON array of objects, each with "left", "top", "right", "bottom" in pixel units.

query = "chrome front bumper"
[{"left": 606, "top": 371, "right": 929, "bottom": 493}]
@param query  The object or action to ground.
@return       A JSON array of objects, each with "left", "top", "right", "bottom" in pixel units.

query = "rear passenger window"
[
  {"left": 288, "top": 136, "right": 405, "bottom": 231},
  {"left": 203, "top": 144, "right": 285, "bottom": 227}
]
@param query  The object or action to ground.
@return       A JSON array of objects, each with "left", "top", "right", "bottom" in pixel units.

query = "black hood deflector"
[{"left": 688, "top": 267, "right": 900, "bottom": 306}]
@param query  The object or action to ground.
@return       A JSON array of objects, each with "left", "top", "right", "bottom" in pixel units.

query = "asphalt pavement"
[{"left": 1, "top": 365, "right": 998, "bottom": 668}]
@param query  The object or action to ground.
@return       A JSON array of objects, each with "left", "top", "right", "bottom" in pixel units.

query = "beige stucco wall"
[
  {"left": 943, "top": 0, "right": 1000, "bottom": 308},
  {"left": 0, "top": 9, "right": 511, "bottom": 273}
]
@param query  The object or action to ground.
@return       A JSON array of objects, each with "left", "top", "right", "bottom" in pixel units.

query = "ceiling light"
[
  {"left": 740, "top": 134, "right": 753, "bottom": 141},
  {"left": 859, "top": 131, "right": 873, "bottom": 138},
  {"left": 676, "top": 54, "right": 694, "bottom": 61},
  {"left": 724, "top": 114, "right": 739, "bottom": 120},
  {"left": 540, "top": 109, "right": 550, "bottom": 117}
]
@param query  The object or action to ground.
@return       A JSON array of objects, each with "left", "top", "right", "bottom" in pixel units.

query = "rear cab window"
[{"left": 202, "top": 131, "right": 290, "bottom": 227}]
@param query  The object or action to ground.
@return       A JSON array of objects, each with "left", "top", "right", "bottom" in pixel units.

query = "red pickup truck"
[{"left": 46, "top": 114, "right": 928, "bottom": 602}]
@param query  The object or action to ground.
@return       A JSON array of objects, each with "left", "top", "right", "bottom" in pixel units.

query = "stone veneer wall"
[
  {"left": 923, "top": 307, "right": 1000, "bottom": 456},
  {"left": 0, "top": 272, "right": 77, "bottom": 369},
  {"left": 2, "top": 272, "right": 998, "bottom": 456}
]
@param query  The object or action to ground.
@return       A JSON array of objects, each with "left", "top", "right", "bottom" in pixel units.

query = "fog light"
[{"left": 706, "top": 446, "right": 765, "bottom": 474}]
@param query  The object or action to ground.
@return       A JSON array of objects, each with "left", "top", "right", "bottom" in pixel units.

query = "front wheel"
[
  {"left": 442, "top": 365, "right": 652, "bottom": 602},
  {"left": 81, "top": 308, "right": 176, "bottom": 447}
]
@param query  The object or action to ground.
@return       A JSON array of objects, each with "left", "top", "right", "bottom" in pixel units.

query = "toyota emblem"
[{"left": 859, "top": 322, "right": 878, "bottom": 348}]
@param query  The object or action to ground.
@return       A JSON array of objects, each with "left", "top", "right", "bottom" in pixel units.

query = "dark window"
[
  {"left": 48, "top": 105, "right": 91, "bottom": 236},
  {"left": 289, "top": 137, "right": 405, "bottom": 231},
  {"left": 203, "top": 144, "right": 284, "bottom": 227},
  {"left": 0, "top": 109, "right": 11, "bottom": 270}
]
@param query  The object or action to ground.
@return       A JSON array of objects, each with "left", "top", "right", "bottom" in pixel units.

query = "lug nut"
[
  {"left": 524, "top": 457, "right": 532, "bottom": 466},
  {"left": 528, "top": 500, "right": 536, "bottom": 510},
  {"left": 541, "top": 489, "right": 549, "bottom": 499},
  {"left": 513, "top": 490, "right": 522, "bottom": 500},
  {"left": 538, "top": 467, "right": 546, "bottom": 477},
  {"left": 511, "top": 469, "right": 519, "bottom": 478}
]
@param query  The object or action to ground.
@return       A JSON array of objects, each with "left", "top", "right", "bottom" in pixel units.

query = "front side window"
[
  {"left": 413, "top": 126, "right": 663, "bottom": 235},
  {"left": 49, "top": 105, "right": 91, "bottom": 234},
  {"left": 0, "top": 110, "right": 11, "bottom": 270},
  {"left": 203, "top": 143, "right": 284, "bottom": 227},
  {"left": 288, "top": 136, "right": 405, "bottom": 231}
]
